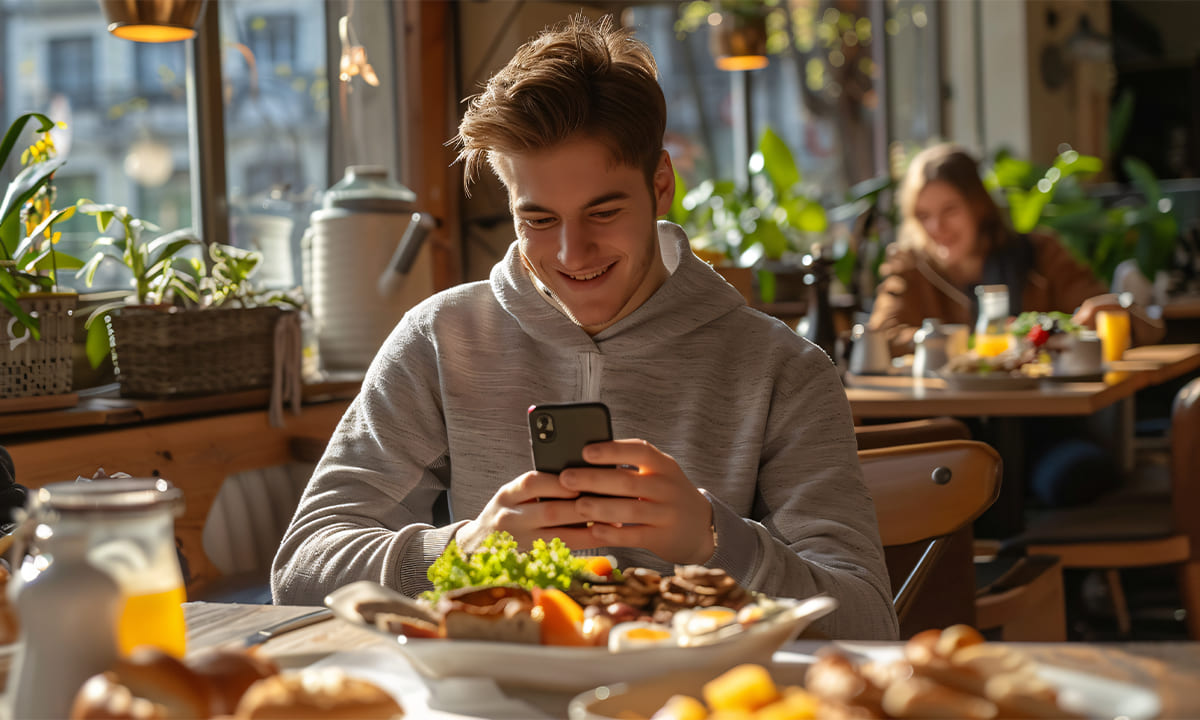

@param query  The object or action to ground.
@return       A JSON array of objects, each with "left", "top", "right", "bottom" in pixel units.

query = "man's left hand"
[{"left": 557, "top": 439, "right": 715, "bottom": 565}]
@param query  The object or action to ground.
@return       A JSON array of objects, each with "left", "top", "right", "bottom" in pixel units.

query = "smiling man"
[{"left": 272, "top": 14, "right": 898, "bottom": 640}]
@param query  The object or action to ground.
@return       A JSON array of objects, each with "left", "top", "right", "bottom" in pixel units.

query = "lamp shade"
[
  {"left": 100, "top": 0, "right": 206, "bottom": 43},
  {"left": 709, "top": 10, "right": 768, "bottom": 71}
]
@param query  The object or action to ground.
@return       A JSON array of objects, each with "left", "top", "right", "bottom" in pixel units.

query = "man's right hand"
[{"left": 454, "top": 471, "right": 594, "bottom": 554}]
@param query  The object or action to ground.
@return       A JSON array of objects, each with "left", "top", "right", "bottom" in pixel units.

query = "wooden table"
[
  {"left": 4, "top": 381, "right": 359, "bottom": 592},
  {"left": 186, "top": 602, "right": 1200, "bottom": 719},
  {"left": 843, "top": 344, "right": 1200, "bottom": 537}
]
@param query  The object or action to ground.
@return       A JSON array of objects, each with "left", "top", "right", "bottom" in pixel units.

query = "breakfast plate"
[
  {"left": 325, "top": 580, "right": 837, "bottom": 692},
  {"left": 568, "top": 647, "right": 1161, "bottom": 720}
]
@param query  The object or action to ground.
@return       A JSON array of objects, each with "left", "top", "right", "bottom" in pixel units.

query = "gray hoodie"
[{"left": 272, "top": 221, "right": 898, "bottom": 640}]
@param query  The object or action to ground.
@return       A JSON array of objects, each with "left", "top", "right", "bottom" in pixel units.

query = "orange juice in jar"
[
  {"left": 70, "top": 478, "right": 189, "bottom": 657},
  {"left": 116, "top": 581, "right": 188, "bottom": 657},
  {"left": 973, "top": 333, "right": 1011, "bottom": 357},
  {"left": 973, "top": 285, "right": 1011, "bottom": 357}
]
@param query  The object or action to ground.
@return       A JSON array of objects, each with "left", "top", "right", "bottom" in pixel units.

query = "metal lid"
[
  {"left": 33, "top": 478, "right": 183, "bottom": 514},
  {"left": 321, "top": 165, "right": 416, "bottom": 213}
]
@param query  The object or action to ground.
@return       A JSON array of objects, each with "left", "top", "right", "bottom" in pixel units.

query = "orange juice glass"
[
  {"left": 973, "top": 334, "right": 1011, "bottom": 357},
  {"left": 1096, "top": 309, "right": 1131, "bottom": 363}
]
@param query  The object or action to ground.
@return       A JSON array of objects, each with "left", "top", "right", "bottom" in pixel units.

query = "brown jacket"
[{"left": 868, "top": 233, "right": 1109, "bottom": 356}]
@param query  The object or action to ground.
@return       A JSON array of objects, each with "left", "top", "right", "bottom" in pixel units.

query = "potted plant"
[
  {"left": 984, "top": 147, "right": 1178, "bottom": 289},
  {"left": 77, "top": 203, "right": 299, "bottom": 397},
  {"left": 1, "top": 112, "right": 83, "bottom": 399},
  {"left": 672, "top": 127, "right": 828, "bottom": 304}
]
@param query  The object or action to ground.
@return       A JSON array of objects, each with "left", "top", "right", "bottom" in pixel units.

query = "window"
[
  {"left": 246, "top": 13, "right": 297, "bottom": 72},
  {"left": 135, "top": 42, "right": 187, "bottom": 101},
  {"left": 3, "top": 8, "right": 193, "bottom": 293},
  {"left": 625, "top": 3, "right": 882, "bottom": 201},
  {"left": 48, "top": 36, "right": 96, "bottom": 110}
]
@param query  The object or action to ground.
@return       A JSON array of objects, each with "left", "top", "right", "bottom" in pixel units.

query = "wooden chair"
[
  {"left": 1018, "top": 376, "right": 1200, "bottom": 640},
  {"left": 858, "top": 440, "right": 1002, "bottom": 637},
  {"left": 854, "top": 416, "right": 971, "bottom": 450}
]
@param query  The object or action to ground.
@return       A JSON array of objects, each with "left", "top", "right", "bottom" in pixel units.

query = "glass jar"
[
  {"left": 14, "top": 478, "right": 187, "bottom": 658},
  {"left": 973, "top": 285, "right": 1011, "bottom": 357}
]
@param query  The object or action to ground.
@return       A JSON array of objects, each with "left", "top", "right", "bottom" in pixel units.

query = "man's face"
[
  {"left": 913, "top": 180, "right": 979, "bottom": 267},
  {"left": 493, "top": 135, "right": 674, "bottom": 335}
]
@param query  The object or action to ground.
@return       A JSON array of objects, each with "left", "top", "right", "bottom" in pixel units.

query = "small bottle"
[
  {"left": 974, "top": 285, "right": 1011, "bottom": 357},
  {"left": 913, "top": 318, "right": 950, "bottom": 378}
]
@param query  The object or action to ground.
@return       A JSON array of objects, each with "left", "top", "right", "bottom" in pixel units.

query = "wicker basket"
[
  {"left": 0, "top": 293, "right": 76, "bottom": 399},
  {"left": 110, "top": 305, "right": 285, "bottom": 397}
]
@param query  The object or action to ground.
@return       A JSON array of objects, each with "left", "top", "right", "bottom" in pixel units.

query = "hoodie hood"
[{"left": 489, "top": 221, "right": 747, "bottom": 352}]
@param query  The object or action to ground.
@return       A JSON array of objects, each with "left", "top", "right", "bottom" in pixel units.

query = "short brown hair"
[
  {"left": 454, "top": 14, "right": 667, "bottom": 192},
  {"left": 898, "top": 143, "right": 1008, "bottom": 255}
]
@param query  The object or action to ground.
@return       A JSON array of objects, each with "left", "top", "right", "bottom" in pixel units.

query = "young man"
[{"left": 272, "top": 15, "right": 897, "bottom": 640}]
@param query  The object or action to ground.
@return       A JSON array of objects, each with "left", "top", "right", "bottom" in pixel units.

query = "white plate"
[
  {"left": 569, "top": 648, "right": 1161, "bottom": 720},
  {"left": 325, "top": 580, "right": 838, "bottom": 692}
]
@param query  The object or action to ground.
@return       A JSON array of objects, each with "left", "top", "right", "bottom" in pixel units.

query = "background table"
[
  {"left": 842, "top": 344, "right": 1200, "bottom": 537},
  {"left": 186, "top": 602, "right": 1200, "bottom": 719}
]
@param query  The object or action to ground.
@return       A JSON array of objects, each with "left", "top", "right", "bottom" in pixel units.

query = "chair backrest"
[
  {"left": 1172, "top": 376, "right": 1200, "bottom": 549},
  {"left": 858, "top": 439, "right": 1002, "bottom": 622},
  {"left": 854, "top": 417, "right": 972, "bottom": 451}
]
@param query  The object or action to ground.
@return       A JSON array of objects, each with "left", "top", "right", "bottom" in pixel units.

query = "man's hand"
[
  {"left": 559, "top": 439, "right": 716, "bottom": 565},
  {"left": 454, "top": 471, "right": 589, "bottom": 554}
]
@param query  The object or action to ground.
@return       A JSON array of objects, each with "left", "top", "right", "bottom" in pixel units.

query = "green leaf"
[
  {"left": 83, "top": 305, "right": 125, "bottom": 368},
  {"left": 1122, "top": 156, "right": 1162, "bottom": 204},
  {"left": 669, "top": 167, "right": 689, "bottom": 225},
  {"left": 1108, "top": 88, "right": 1135, "bottom": 157},
  {"left": 0, "top": 113, "right": 55, "bottom": 174},
  {"left": 754, "top": 217, "right": 790, "bottom": 260},
  {"left": 756, "top": 268, "right": 777, "bottom": 304},
  {"left": 757, "top": 127, "right": 801, "bottom": 195}
]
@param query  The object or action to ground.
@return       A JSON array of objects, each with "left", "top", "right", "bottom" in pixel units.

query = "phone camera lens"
[{"left": 534, "top": 414, "right": 555, "bottom": 441}]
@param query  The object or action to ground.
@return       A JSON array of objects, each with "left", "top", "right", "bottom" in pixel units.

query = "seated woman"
[
  {"left": 868, "top": 144, "right": 1166, "bottom": 512},
  {"left": 869, "top": 143, "right": 1165, "bottom": 358}
]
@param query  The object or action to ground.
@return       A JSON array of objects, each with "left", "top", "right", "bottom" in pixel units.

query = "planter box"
[
  {"left": 110, "top": 305, "right": 286, "bottom": 397},
  {"left": 0, "top": 294, "right": 76, "bottom": 399}
]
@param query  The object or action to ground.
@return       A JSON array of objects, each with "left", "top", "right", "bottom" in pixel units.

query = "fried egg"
[
  {"left": 672, "top": 607, "right": 739, "bottom": 646},
  {"left": 607, "top": 621, "right": 677, "bottom": 652}
]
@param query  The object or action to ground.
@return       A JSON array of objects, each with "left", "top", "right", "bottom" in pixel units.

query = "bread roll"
[
  {"left": 234, "top": 668, "right": 402, "bottom": 719},
  {"left": 71, "top": 648, "right": 216, "bottom": 720},
  {"left": 184, "top": 648, "right": 279, "bottom": 715},
  {"left": 70, "top": 673, "right": 166, "bottom": 719}
]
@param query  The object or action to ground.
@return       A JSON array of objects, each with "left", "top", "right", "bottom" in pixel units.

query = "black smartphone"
[{"left": 528, "top": 401, "right": 613, "bottom": 474}]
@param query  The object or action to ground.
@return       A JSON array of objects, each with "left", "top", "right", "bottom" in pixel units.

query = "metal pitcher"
[{"left": 848, "top": 323, "right": 892, "bottom": 375}]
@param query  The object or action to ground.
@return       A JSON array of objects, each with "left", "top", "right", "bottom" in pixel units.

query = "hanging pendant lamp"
[
  {"left": 709, "top": 6, "right": 769, "bottom": 71},
  {"left": 100, "top": 0, "right": 207, "bottom": 43}
]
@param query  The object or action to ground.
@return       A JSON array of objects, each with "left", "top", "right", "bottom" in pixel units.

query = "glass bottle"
[
  {"left": 11, "top": 478, "right": 188, "bottom": 661},
  {"left": 973, "top": 285, "right": 1011, "bottom": 357}
]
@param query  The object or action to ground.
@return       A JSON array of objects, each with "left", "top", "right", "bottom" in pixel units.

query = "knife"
[{"left": 243, "top": 608, "right": 334, "bottom": 647}]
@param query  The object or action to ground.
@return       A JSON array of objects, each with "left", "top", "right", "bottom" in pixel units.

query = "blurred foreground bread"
[
  {"left": 70, "top": 647, "right": 401, "bottom": 720},
  {"left": 234, "top": 668, "right": 403, "bottom": 719}
]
